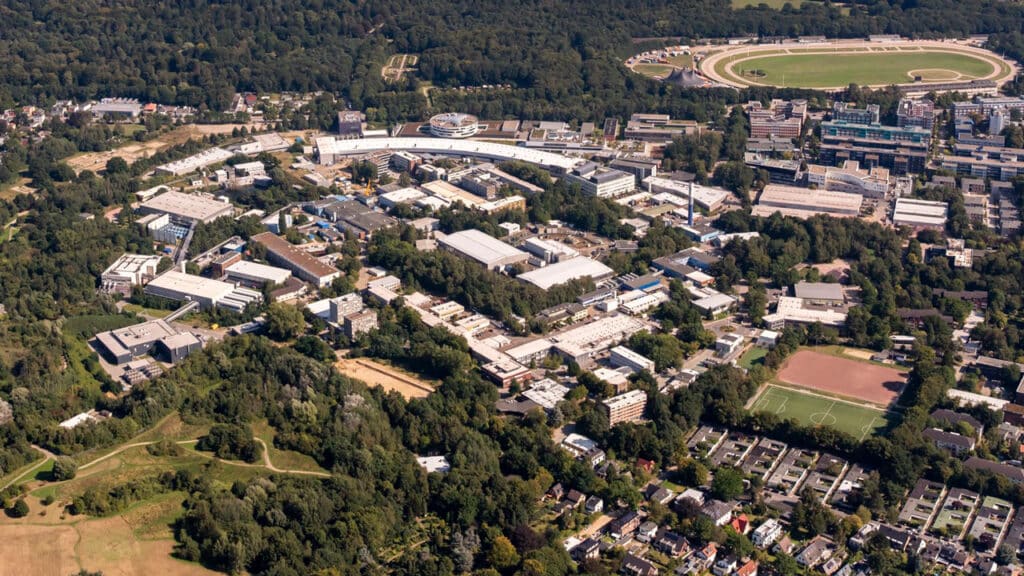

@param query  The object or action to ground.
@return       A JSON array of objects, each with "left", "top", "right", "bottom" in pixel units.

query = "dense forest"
[{"left": 3, "top": 0, "right": 1024, "bottom": 122}]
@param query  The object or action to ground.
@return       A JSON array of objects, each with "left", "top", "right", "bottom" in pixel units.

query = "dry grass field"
[{"left": 66, "top": 123, "right": 257, "bottom": 175}]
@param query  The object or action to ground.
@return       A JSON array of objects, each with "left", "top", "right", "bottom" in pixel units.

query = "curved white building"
[
  {"left": 314, "top": 137, "right": 584, "bottom": 171},
  {"left": 429, "top": 113, "right": 480, "bottom": 138}
]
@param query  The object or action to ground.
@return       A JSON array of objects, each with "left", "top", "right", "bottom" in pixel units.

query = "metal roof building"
[
  {"left": 225, "top": 260, "right": 292, "bottom": 286},
  {"left": 517, "top": 257, "right": 614, "bottom": 290},
  {"left": 315, "top": 136, "right": 583, "bottom": 171},
  {"left": 144, "top": 270, "right": 262, "bottom": 312},
  {"left": 893, "top": 198, "right": 948, "bottom": 230},
  {"left": 437, "top": 229, "right": 529, "bottom": 270},
  {"left": 793, "top": 281, "right": 844, "bottom": 304},
  {"left": 251, "top": 232, "right": 341, "bottom": 288},
  {"left": 138, "top": 190, "right": 235, "bottom": 224},
  {"left": 754, "top": 184, "right": 863, "bottom": 219},
  {"left": 153, "top": 147, "right": 234, "bottom": 177}
]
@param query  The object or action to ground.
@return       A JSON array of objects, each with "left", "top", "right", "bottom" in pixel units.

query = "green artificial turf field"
[{"left": 749, "top": 384, "right": 893, "bottom": 440}]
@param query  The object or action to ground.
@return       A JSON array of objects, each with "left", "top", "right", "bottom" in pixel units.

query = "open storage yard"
[{"left": 776, "top": 349, "right": 908, "bottom": 406}]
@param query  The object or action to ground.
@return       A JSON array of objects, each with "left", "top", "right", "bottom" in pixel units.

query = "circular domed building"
[{"left": 429, "top": 112, "right": 480, "bottom": 138}]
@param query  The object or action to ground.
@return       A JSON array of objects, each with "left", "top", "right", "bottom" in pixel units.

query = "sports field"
[
  {"left": 777, "top": 349, "right": 907, "bottom": 406},
  {"left": 750, "top": 385, "right": 891, "bottom": 439},
  {"left": 729, "top": 51, "right": 993, "bottom": 88},
  {"left": 697, "top": 40, "right": 1016, "bottom": 90}
]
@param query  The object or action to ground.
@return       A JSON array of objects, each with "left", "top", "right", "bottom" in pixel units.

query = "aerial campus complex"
[{"left": 11, "top": 2, "right": 1024, "bottom": 572}]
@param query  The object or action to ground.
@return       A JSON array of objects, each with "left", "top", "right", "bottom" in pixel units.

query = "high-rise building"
[
  {"left": 747, "top": 99, "right": 807, "bottom": 139},
  {"left": 337, "top": 110, "right": 364, "bottom": 138},
  {"left": 990, "top": 108, "right": 1007, "bottom": 136},
  {"left": 832, "top": 102, "right": 880, "bottom": 125},
  {"left": 896, "top": 99, "right": 935, "bottom": 130},
  {"left": 601, "top": 390, "right": 648, "bottom": 426}
]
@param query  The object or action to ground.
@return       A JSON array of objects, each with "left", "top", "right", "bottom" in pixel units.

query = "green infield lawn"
[
  {"left": 633, "top": 63, "right": 674, "bottom": 77},
  {"left": 738, "top": 347, "right": 768, "bottom": 369},
  {"left": 732, "top": 0, "right": 805, "bottom": 8},
  {"left": 750, "top": 385, "right": 893, "bottom": 440},
  {"left": 723, "top": 51, "right": 996, "bottom": 88}
]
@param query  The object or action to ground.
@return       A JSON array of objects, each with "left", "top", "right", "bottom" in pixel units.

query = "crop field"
[
  {"left": 750, "top": 385, "right": 893, "bottom": 439},
  {"left": 697, "top": 41, "right": 1015, "bottom": 90}
]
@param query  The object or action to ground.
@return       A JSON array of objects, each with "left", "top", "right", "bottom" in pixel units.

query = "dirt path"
[
  {"left": 2, "top": 437, "right": 329, "bottom": 493},
  {"left": 252, "top": 438, "right": 330, "bottom": 477}
]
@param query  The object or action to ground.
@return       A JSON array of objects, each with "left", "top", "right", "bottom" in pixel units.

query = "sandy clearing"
[
  {"left": 842, "top": 348, "right": 875, "bottom": 360},
  {"left": 335, "top": 357, "right": 434, "bottom": 398}
]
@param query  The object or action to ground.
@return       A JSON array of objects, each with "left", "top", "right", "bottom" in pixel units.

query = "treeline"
[
  {"left": 350, "top": 304, "right": 474, "bottom": 381},
  {"left": 3, "top": 0, "right": 1024, "bottom": 121}
]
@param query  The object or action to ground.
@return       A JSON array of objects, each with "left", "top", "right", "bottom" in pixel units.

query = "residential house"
[
  {"left": 931, "top": 408, "right": 985, "bottom": 439},
  {"left": 847, "top": 523, "right": 877, "bottom": 550},
  {"left": 820, "top": 555, "right": 844, "bottom": 576},
  {"left": 586, "top": 496, "right": 605, "bottom": 514},
  {"left": 622, "top": 553, "right": 659, "bottom": 576},
  {"left": 701, "top": 500, "right": 735, "bottom": 526},
  {"left": 774, "top": 536, "right": 796, "bottom": 555},
  {"left": 565, "top": 489, "right": 587, "bottom": 509},
  {"left": 734, "top": 559, "right": 758, "bottom": 576},
  {"left": 653, "top": 530, "right": 691, "bottom": 558},
  {"left": 922, "top": 427, "right": 976, "bottom": 456},
  {"left": 878, "top": 524, "right": 924, "bottom": 554},
  {"left": 548, "top": 483, "right": 565, "bottom": 500},
  {"left": 730, "top": 513, "right": 751, "bottom": 535},
  {"left": 796, "top": 537, "right": 836, "bottom": 568},
  {"left": 752, "top": 518, "right": 784, "bottom": 548},
  {"left": 637, "top": 521, "right": 659, "bottom": 543},
  {"left": 647, "top": 485, "right": 676, "bottom": 505},
  {"left": 609, "top": 511, "right": 642, "bottom": 539},
  {"left": 712, "top": 556, "right": 739, "bottom": 576},
  {"left": 572, "top": 538, "right": 601, "bottom": 562},
  {"left": 584, "top": 447, "right": 607, "bottom": 467},
  {"left": 678, "top": 542, "right": 718, "bottom": 575}
]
